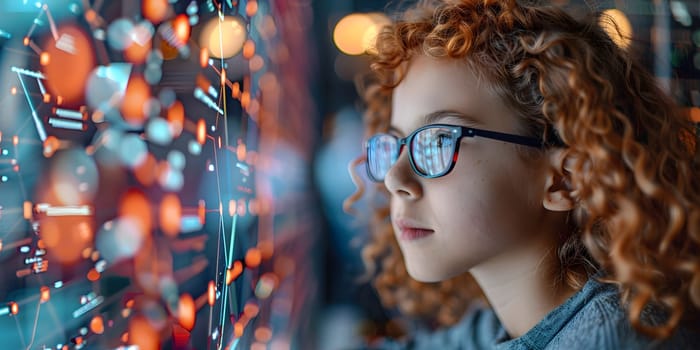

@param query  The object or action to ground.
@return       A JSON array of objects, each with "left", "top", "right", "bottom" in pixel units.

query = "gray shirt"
[{"left": 372, "top": 276, "right": 700, "bottom": 349}]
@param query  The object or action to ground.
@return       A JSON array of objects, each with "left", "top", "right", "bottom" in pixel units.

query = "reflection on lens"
[
  {"left": 367, "top": 134, "right": 398, "bottom": 181},
  {"left": 412, "top": 127, "right": 456, "bottom": 177}
]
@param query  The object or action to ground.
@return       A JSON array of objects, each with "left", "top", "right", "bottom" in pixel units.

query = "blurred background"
[{"left": 0, "top": 0, "right": 697, "bottom": 349}]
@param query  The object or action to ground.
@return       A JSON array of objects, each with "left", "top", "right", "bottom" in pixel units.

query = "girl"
[{"left": 345, "top": 0, "right": 700, "bottom": 348}]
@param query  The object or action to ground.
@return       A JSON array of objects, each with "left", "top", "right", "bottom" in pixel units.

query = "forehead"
[{"left": 391, "top": 55, "right": 516, "bottom": 133}]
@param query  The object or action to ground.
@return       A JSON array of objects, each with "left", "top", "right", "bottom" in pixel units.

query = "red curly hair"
[{"left": 345, "top": 0, "right": 700, "bottom": 339}]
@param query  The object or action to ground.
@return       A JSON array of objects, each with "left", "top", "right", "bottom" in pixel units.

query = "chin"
[{"left": 405, "top": 262, "right": 458, "bottom": 283}]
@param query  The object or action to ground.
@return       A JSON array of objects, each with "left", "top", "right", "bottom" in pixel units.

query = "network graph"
[{"left": 0, "top": 0, "right": 319, "bottom": 349}]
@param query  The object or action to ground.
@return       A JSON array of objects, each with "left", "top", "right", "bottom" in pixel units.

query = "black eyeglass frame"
[{"left": 365, "top": 123, "right": 545, "bottom": 182}]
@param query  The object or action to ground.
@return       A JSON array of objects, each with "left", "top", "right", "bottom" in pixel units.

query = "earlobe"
[
  {"left": 542, "top": 150, "right": 576, "bottom": 212},
  {"left": 542, "top": 184, "right": 575, "bottom": 211}
]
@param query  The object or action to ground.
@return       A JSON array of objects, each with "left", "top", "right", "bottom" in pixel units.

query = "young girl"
[{"left": 345, "top": 0, "right": 700, "bottom": 348}]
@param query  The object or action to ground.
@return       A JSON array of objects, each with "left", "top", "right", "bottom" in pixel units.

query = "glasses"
[{"left": 366, "top": 123, "right": 544, "bottom": 182}]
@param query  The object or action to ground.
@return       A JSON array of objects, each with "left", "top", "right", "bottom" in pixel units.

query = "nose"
[{"left": 384, "top": 149, "right": 423, "bottom": 199}]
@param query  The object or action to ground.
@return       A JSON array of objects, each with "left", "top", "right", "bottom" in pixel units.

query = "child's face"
[{"left": 386, "top": 55, "right": 552, "bottom": 282}]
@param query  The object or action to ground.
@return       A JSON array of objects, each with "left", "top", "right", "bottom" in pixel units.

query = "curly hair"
[{"left": 344, "top": 0, "right": 700, "bottom": 339}]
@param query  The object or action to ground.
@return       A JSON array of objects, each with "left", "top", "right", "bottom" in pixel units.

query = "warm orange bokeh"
[
  {"left": 242, "top": 40, "right": 255, "bottom": 59},
  {"left": 121, "top": 76, "right": 150, "bottom": 125},
  {"left": 207, "top": 280, "right": 216, "bottom": 306},
  {"left": 40, "top": 216, "right": 93, "bottom": 264},
  {"left": 87, "top": 268, "right": 101, "bottom": 282},
  {"left": 226, "top": 261, "right": 243, "bottom": 285},
  {"left": 236, "top": 142, "right": 247, "bottom": 161},
  {"left": 196, "top": 119, "right": 206, "bottom": 145},
  {"left": 90, "top": 315, "right": 105, "bottom": 334},
  {"left": 42, "top": 26, "right": 95, "bottom": 106},
  {"left": 142, "top": 0, "right": 169, "bottom": 23},
  {"left": 125, "top": 38, "right": 152, "bottom": 64},
  {"left": 119, "top": 189, "right": 153, "bottom": 236},
  {"left": 172, "top": 15, "right": 190, "bottom": 44},
  {"left": 245, "top": 248, "right": 262, "bottom": 268},
  {"left": 254, "top": 326, "right": 272, "bottom": 343},
  {"left": 129, "top": 316, "right": 159, "bottom": 350},
  {"left": 167, "top": 100, "right": 185, "bottom": 137},
  {"left": 40, "top": 286, "right": 50, "bottom": 303},
  {"left": 199, "top": 48, "right": 209, "bottom": 68},
  {"left": 177, "top": 294, "right": 195, "bottom": 331},
  {"left": 133, "top": 153, "right": 158, "bottom": 186},
  {"left": 159, "top": 194, "right": 182, "bottom": 237},
  {"left": 197, "top": 200, "right": 206, "bottom": 225}
]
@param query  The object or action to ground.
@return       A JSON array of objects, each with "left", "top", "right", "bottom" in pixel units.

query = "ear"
[{"left": 542, "top": 149, "right": 576, "bottom": 212}]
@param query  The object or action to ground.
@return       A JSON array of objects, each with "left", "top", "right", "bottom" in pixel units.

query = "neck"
[{"left": 469, "top": 235, "right": 580, "bottom": 339}]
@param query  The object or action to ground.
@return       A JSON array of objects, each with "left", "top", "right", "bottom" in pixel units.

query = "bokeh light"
[
  {"left": 333, "top": 13, "right": 390, "bottom": 55},
  {"left": 199, "top": 15, "right": 247, "bottom": 59},
  {"left": 42, "top": 26, "right": 96, "bottom": 105}
]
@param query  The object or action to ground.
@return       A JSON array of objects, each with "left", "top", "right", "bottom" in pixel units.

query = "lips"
[{"left": 395, "top": 218, "right": 435, "bottom": 241}]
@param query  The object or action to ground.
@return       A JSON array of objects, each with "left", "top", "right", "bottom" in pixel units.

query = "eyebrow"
[{"left": 389, "top": 110, "right": 483, "bottom": 135}]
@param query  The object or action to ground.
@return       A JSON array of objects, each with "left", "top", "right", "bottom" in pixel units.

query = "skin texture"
[{"left": 385, "top": 54, "right": 576, "bottom": 337}]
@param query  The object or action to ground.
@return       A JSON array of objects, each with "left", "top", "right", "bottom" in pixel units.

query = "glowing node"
[
  {"left": 177, "top": 294, "right": 195, "bottom": 331},
  {"left": 40, "top": 286, "right": 50, "bottom": 303},
  {"left": 207, "top": 281, "right": 216, "bottom": 306},
  {"left": 159, "top": 194, "right": 182, "bottom": 237},
  {"left": 199, "top": 15, "right": 247, "bottom": 59},
  {"left": 242, "top": 40, "right": 255, "bottom": 59},
  {"left": 142, "top": 0, "right": 169, "bottom": 23},
  {"left": 196, "top": 119, "right": 206, "bottom": 145},
  {"left": 90, "top": 315, "right": 105, "bottom": 334},
  {"left": 245, "top": 248, "right": 262, "bottom": 268}
]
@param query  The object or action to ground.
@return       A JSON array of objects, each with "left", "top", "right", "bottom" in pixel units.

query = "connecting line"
[
  {"left": 25, "top": 301, "right": 41, "bottom": 350},
  {"left": 12, "top": 67, "right": 47, "bottom": 141},
  {"left": 218, "top": 214, "right": 237, "bottom": 350},
  {"left": 14, "top": 314, "right": 27, "bottom": 349}
]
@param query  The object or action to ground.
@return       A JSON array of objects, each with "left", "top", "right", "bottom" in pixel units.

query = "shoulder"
[
  {"left": 369, "top": 306, "right": 502, "bottom": 349},
  {"left": 550, "top": 290, "right": 700, "bottom": 349}
]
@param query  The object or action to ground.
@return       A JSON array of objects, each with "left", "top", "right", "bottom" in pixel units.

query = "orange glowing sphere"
[
  {"left": 87, "top": 268, "right": 101, "bottom": 282},
  {"left": 236, "top": 142, "right": 246, "bottom": 161},
  {"left": 245, "top": 248, "right": 262, "bottom": 268},
  {"left": 125, "top": 37, "right": 152, "bottom": 64},
  {"left": 199, "top": 16, "right": 247, "bottom": 59},
  {"left": 226, "top": 261, "right": 243, "bottom": 285},
  {"left": 9, "top": 302, "right": 18, "bottom": 315},
  {"left": 167, "top": 101, "right": 185, "bottom": 137},
  {"left": 196, "top": 119, "right": 206, "bottom": 145},
  {"left": 40, "top": 286, "right": 50, "bottom": 303},
  {"left": 42, "top": 26, "right": 95, "bottom": 105},
  {"left": 197, "top": 200, "right": 206, "bottom": 225},
  {"left": 242, "top": 40, "right": 255, "bottom": 59},
  {"left": 121, "top": 76, "right": 150, "bottom": 126},
  {"left": 133, "top": 153, "right": 157, "bottom": 186},
  {"left": 207, "top": 281, "right": 216, "bottom": 306},
  {"left": 43, "top": 136, "right": 60, "bottom": 158},
  {"left": 90, "top": 315, "right": 105, "bottom": 334},
  {"left": 173, "top": 15, "right": 191, "bottom": 44},
  {"left": 119, "top": 189, "right": 153, "bottom": 236},
  {"left": 255, "top": 327, "right": 272, "bottom": 343},
  {"left": 142, "top": 0, "right": 169, "bottom": 23},
  {"left": 246, "top": 1, "right": 258, "bottom": 17},
  {"left": 40, "top": 52, "right": 50, "bottom": 66},
  {"left": 129, "top": 316, "right": 159, "bottom": 350},
  {"left": 40, "top": 217, "right": 92, "bottom": 264},
  {"left": 199, "top": 48, "right": 209, "bottom": 67},
  {"left": 177, "top": 294, "right": 196, "bottom": 331},
  {"left": 234, "top": 322, "right": 244, "bottom": 337},
  {"left": 244, "top": 303, "right": 259, "bottom": 318},
  {"left": 159, "top": 194, "right": 182, "bottom": 237}
]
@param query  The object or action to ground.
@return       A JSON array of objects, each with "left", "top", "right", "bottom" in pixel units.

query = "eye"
[{"left": 435, "top": 133, "right": 452, "bottom": 148}]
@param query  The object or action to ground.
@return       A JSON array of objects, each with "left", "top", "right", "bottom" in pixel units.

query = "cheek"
[{"left": 431, "top": 156, "right": 539, "bottom": 241}]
